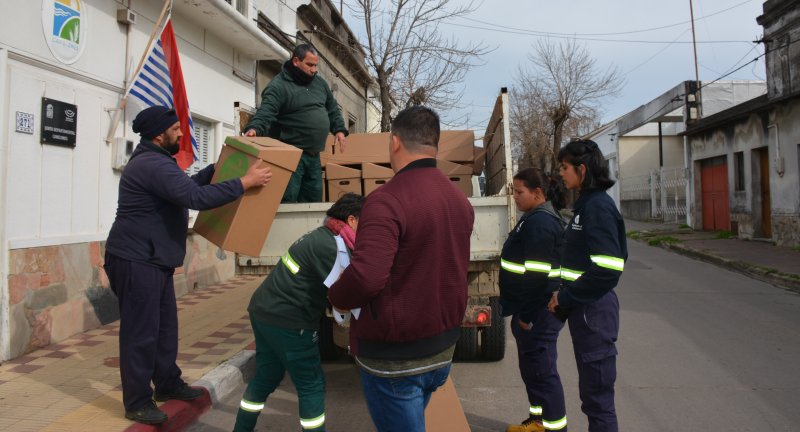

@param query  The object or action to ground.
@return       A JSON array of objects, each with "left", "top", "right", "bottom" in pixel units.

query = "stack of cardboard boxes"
[
  {"left": 319, "top": 130, "right": 485, "bottom": 201},
  {"left": 192, "top": 132, "right": 486, "bottom": 256}
]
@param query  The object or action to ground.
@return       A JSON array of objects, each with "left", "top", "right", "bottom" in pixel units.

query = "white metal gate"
[{"left": 621, "top": 167, "right": 688, "bottom": 222}]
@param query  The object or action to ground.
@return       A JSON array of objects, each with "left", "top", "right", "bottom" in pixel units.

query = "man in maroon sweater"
[{"left": 329, "top": 106, "right": 474, "bottom": 431}]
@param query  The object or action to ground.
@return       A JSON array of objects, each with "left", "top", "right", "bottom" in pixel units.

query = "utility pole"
[{"left": 689, "top": 0, "right": 701, "bottom": 118}]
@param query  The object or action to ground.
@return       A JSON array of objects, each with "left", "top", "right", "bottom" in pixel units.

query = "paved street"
[{"left": 189, "top": 239, "right": 800, "bottom": 431}]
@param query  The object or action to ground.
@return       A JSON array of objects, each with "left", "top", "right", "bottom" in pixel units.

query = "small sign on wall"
[
  {"left": 41, "top": 98, "right": 77, "bottom": 147},
  {"left": 15, "top": 112, "right": 34, "bottom": 134}
]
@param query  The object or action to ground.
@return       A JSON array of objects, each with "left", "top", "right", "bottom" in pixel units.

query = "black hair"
[
  {"left": 326, "top": 192, "right": 365, "bottom": 221},
  {"left": 556, "top": 139, "right": 615, "bottom": 191},
  {"left": 390, "top": 106, "right": 440, "bottom": 152},
  {"left": 513, "top": 167, "right": 567, "bottom": 211},
  {"left": 292, "top": 44, "right": 318, "bottom": 61}
]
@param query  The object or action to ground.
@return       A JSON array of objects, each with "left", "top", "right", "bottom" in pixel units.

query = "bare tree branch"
[
  {"left": 347, "top": 0, "right": 491, "bottom": 130},
  {"left": 512, "top": 38, "right": 622, "bottom": 171}
]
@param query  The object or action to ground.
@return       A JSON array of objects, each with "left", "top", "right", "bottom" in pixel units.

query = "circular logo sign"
[{"left": 41, "top": 0, "right": 87, "bottom": 64}]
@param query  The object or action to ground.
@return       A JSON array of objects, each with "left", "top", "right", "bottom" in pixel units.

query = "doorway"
[
  {"left": 700, "top": 156, "right": 730, "bottom": 231},
  {"left": 754, "top": 147, "right": 772, "bottom": 238}
]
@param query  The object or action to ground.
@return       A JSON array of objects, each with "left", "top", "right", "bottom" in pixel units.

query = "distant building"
[
  {"left": 682, "top": 0, "right": 800, "bottom": 246},
  {"left": 583, "top": 81, "right": 766, "bottom": 222}
]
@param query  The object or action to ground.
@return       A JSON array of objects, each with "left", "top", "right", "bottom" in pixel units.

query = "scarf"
[
  {"left": 284, "top": 60, "right": 315, "bottom": 86},
  {"left": 325, "top": 217, "right": 356, "bottom": 250}
]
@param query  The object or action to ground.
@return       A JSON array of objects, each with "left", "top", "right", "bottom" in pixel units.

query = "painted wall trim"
[
  {"left": 1, "top": 47, "right": 11, "bottom": 360},
  {"left": 9, "top": 233, "right": 108, "bottom": 250}
]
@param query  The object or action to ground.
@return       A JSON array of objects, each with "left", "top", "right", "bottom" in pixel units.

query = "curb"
[
  {"left": 662, "top": 242, "right": 800, "bottom": 293},
  {"left": 122, "top": 350, "right": 256, "bottom": 432}
]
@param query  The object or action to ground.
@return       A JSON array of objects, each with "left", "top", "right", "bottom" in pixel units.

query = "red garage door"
[{"left": 700, "top": 156, "right": 730, "bottom": 231}]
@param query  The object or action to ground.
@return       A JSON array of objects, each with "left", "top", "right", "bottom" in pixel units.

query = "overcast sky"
[{"left": 342, "top": 0, "right": 767, "bottom": 133}]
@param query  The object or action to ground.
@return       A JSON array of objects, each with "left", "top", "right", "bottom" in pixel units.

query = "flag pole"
[{"left": 105, "top": 0, "right": 173, "bottom": 143}]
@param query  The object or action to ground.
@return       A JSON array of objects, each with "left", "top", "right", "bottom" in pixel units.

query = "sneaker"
[
  {"left": 154, "top": 383, "right": 204, "bottom": 402},
  {"left": 506, "top": 416, "right": 544, "bottom": 432},
  {"left": 125, "top": 401, "right": 168, "bottom": 424}
]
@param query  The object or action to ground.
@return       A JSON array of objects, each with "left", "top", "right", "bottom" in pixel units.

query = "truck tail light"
[{"left": 462, "top": 305, "right": 492, "bottom": 327}]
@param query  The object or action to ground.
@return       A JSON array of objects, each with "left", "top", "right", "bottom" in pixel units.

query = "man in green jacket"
[{"left": 244, "top": 44, "right": 348, "bottom": 203}]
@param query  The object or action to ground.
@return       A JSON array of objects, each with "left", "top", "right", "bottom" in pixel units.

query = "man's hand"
[
  {"left": 240, "top": 159, "right": 272, "bottom": 190},
  {"left": 334, "top": 131, "right": 346, "bottom": 153},
  {"left": 547, "top": 291, "right": 559, "bottom": 313},
  {"left": 244, "top": 129, "right": 257, "bottom": 137}
]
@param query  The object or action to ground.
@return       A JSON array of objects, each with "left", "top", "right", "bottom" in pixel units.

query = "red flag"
[
  {"left": 129, "top": 20, "right": 196, "bottom": 170},
  {"left": 159, "top": 21, "right": 194, "bottom": 170}
]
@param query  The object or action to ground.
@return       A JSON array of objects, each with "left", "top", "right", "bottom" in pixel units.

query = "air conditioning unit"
[
  {"left": 112, "top": 137, "right": 135, "bottom": 171},
  {"left": 116, "top": 9, "right": 137, "bottom": 25}
]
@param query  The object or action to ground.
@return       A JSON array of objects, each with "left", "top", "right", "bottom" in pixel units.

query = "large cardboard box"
[
  {"left": 193, "top": 137, "right": 301, "bottom": 256},
  {"left": 438, "top": 130, "right": 475, "bottom": 163},
  {"left": 437, "top": 159, "right": 473, "bottom": 197},
  {"left": 361, "top": 163, "right": 394, "bottom": 196},
  {"left": 425, "top": 377, "right": 470, "bottom": 431},
  {"left": 326, "top": 163, "right": 362, "bottom": 201},
  {"left": 320, "top": 132, "right": 391, "bottom": 166}
]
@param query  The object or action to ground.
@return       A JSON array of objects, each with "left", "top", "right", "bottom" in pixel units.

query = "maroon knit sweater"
[{"left": 329, "top": 158, "right": 474, "bottom": 359}]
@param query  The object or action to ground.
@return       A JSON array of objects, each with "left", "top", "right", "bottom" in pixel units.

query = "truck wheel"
[
  {"left": 480, "top": 296, "right": 506, "bottom": 361},
  {"left": 454, "top": 327, "right": 479, "bottom": 361},
  {"left": 319, "top": 316, "right": 342, "bottom": 361}
]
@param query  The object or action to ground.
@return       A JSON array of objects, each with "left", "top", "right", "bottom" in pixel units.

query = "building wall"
[
  {"left": 0, "top": 0, "right": 261, "bottom": 360},
  {"left": 688, "top": 98, "right": 800, "bottom": 246},
  {"left": 619, "top": 135, "right": 684, "bottom": 177}
]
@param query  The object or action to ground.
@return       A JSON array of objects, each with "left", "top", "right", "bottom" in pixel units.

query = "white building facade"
[{"left": 0, "top": 0, "right": 288, "bottom": 361}]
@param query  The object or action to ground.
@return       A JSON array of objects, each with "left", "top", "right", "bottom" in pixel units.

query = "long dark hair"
[
  {"left": 513, "top": 167, "right": 567, "bottom": 211},
  {"left": 557, "top": 139, "right": 615, "bottom": 191},
  {"left": 326, "top": 193, "right": 365, "bottom": 221}
]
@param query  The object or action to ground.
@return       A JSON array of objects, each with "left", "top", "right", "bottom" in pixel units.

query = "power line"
[
  {"left": 460, "top": 0, "right": 755, "bottom": 37},
  {"left": 441, "top": 21, "right": 750, "bottom": 44}
]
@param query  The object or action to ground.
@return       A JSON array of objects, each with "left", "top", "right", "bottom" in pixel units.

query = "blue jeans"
[{"left": 358, "top": 364, "right": 451, "bottom": 432}]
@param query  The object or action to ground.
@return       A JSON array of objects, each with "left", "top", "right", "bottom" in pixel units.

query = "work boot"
[
  {"left": 506, "top": 415, "right": 545, "bottom": 432},
  {"left": 154, "top": 383, "right": 204, "bottom": 401},
  {"left": 125, "top": 401, "right": 168, "bottom": 424}
]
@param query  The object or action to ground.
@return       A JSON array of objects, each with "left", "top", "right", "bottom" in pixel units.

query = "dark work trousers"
[
  {"left": 105, "top": 253, "right": 184, "bottom": 412},
  {"left": 283, "top": 152, "right": 323, "bottom": 203},
  {"left": 566, "top": 290, "right": 619, "bottom": 432},
  {"left": 233, "top": 318, "right": 325, "bottom": 432},
  {"left": 511, "top": 309, "right": 568, "bottom": 431}
]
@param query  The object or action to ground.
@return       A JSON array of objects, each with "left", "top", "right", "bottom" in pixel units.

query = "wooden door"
[
  {"left": 700, "top": 156, "right": 730, "bottom": 231},
  {"left": 758, "top": 147, "right": 772, "bottom": 237}
]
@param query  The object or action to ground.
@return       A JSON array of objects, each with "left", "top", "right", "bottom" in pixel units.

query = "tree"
[
  {"left": 347, "top": 0, "right": 489, "bottom": 131},
  {"left": 513, "top": 39, "right": 622, "bottom": 171}
]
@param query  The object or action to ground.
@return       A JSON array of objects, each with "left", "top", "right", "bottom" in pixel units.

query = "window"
[
  {"left": 186, "top": 118, "right": 212, "bottom": 176},
  {"left": 348, "top": 114, "right": 358, "bottom": 134},
  {"left": 733, "top": 151, "right": 745, "bottom": 191}
]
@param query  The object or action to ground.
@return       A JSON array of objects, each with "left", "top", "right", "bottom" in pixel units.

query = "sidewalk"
[
  {"left": 625, "top": 219, "right": 800, "bottom": 292},
  {"left": 0, "top": 275, "right": 263, "bottom": 432}
]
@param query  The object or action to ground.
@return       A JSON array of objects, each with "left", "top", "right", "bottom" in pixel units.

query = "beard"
[{"left": 165, "top": 143, "right": 180, "bottom": 155}]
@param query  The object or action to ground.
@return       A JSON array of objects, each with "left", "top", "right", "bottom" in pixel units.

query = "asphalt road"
[{"left": 189, "top": 240, "right": 800, "bottom": 431}]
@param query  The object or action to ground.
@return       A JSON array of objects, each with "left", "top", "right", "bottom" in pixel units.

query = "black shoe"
[
  {"left": 154, "top": 383, "right": 204, "bottom": 402},
  {"left": 125, "top": 401, "right": 168, "bottom": 425}
]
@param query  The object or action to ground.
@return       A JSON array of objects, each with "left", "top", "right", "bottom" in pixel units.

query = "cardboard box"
[
  {"left": 321, "top": 130, "right": 476, "bottom": 166},
  {"left": 425, "top": 377, "right": 470, "bottom": 432},
  {"left": 326, "top": 163, "right": 362, "bottom": 201},
  {"left": 437, "top": 159, "right": 473, "bottom": 197},
  {"left": 472, "top": 145, "right": 487, "bottom": 176},
  {"left": 361, "top": 162, "right": 394, "bottom": 195},
  {"left": 193, "top": 136, "right": 301, "bottom": 256},
  {"left": 438, "top": 130, "right": 475, "bottom": 163},
  {"left": 320, "top": 132, "right": 391, "bottom": 166}
]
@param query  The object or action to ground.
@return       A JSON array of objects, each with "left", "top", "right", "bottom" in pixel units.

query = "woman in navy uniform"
[
  {"left": 501, "top": 168, "right": 568, "bottom": 432},
  {"left": 548, "top": 140, "right": 627, "bottom": 432}
]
